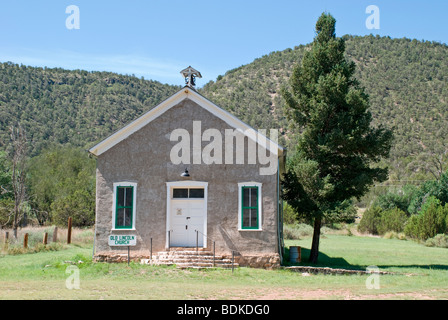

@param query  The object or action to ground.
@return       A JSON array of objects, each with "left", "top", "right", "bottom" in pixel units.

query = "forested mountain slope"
[
  {"left": 0, "top": 63, "right": 180, "bottom": 156},
  {"left": 1, "top": 35, "right": 447, "bottom": 181},
  {"left": 200, "top": 35, "right": 448, "bottom": 181}
]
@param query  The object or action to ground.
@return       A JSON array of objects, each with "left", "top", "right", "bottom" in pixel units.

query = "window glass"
[
  {"left": 249, "top": 208, "right": 258, "bottom": 227},
  {"left": 115, "top": 186, "right": 133, "bottom": 229},
  {"left": 243, "top": 188, "right": 250, "bottom": 207},
  {"left": 173, "top": 188, "right": 189, "bottom": 198},
  {"left": 125, "top": 187, "right": 133, "bottom": 207},
  {"left": 243, "top": 208, "right": 251, "bottom": 228},
  {"left": 116, "top": 208, "right": 125, "bottom": 227},
  {"left": 173, "top": 188, "right": 204, "bottom": 198},
  {"left": 250, "top": 188, "right": 258, "bottom": 207},
  {"left": 117, "top": 187, "right": 125, "bottom": 207},
  {"left": 124, "top": 208, "right": 132, "bottom": 226},
  {"left": 242, "top": 186, "right": 258, "bottom": 229},
  {"left": 189, "top": 188, "right": 204, "bottom": 198}
]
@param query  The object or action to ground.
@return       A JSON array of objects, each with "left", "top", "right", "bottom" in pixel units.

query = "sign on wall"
[{"left": 108, "top": 235, "right": 137, "bottom": 246}]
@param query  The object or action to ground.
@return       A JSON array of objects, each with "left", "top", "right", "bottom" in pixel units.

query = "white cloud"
[{"left": 0, "top": 47, "right": 187, "bottom": 85}]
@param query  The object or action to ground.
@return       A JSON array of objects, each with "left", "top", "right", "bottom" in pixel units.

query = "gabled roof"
[{"left": 88, "top": 87, "right": 284, "bottom": 157}]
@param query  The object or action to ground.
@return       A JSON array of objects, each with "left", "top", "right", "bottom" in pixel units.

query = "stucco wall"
[{"left": 94, "top": 98, "right": 279, "bottom": 260}]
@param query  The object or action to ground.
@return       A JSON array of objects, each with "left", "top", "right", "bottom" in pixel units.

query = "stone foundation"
[
  {"left": 233, "top": 253, "right": 281, "bottom": 269},
  {"left": 94, "top": 251, "right": 281, "bottom": 269},
  {"left": 94, "top": 252, "right": 149, "bottom": 263}
]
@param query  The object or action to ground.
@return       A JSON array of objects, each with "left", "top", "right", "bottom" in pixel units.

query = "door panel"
[{"left": 170, "top": 199, "right": 204, "bottom": 247}]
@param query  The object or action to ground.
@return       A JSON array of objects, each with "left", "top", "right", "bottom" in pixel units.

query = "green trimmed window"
[
  {"left": 241, "top": 186, "right": 259, "bottom": 229},
  {"left": 115, "top": 186, "right": 134, "bottom": 229}
]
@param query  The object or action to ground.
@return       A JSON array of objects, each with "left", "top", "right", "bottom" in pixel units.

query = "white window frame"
[
  {"left": 112, "top": 182, "right": 137, "bottom": 231},
  {"left": 238, "top": 182, "right": 262, "bottom": 231}
]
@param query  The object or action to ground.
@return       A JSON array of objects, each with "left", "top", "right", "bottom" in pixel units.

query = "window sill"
[
  {"left": 111, "top": 228, "right": 136, "bottom": 232},
  {"left": 238, "top": 228, "right": 263, "bottom": 232}
]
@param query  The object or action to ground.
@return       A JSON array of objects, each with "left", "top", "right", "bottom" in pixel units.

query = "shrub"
[
  {"left": 377, "top": 208, "right": 408, "bottom": 235},
  {"left": 283, "top": 201, "right": 298, "bottom": 225},
  {"left": 374, "top": 185, "right": 417, "bottom": 213},
  {"left": 408, "top": 171, "right": 448, "bottom": 214},
  {"left": 358, "top": 206, "right": 408, "bottom": 236},
  {"left": 283, "top": 223, "right": 314, "bottom": 239},
  {"left": 404, "top": 215, "right": 420, "bottom": 240},
  {"left": 446, "top": 213, "right": 448, "bottom": 233},
  {"left": 327, "top": 201, "right": 357, "bottom": 224},
  {"left": 283, "top": 224, "right": 300, "bottom": 240},
  {"left": 383, "top": 231, "right": 406, "bottom": 240},
  {"left": 357, "top": 206, "right": 382, "bottom": 234},
  {"left": 5, "top": 242, "right": 64, "bottom": 255},
  {"left": 425, "top": 234, "right": 448, "bottom": 248},
  {"left": 404, "top": 196, "right": 448, "bottom": 240}
]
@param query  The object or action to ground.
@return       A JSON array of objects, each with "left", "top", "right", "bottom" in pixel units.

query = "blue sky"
[{"left": 0, "top": 1, "right": 447, "bottom": 86}]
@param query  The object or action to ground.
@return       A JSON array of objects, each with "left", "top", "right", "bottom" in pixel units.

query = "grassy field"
[{"left": 0, "top": 228, "right": 447, "bottom": 300}]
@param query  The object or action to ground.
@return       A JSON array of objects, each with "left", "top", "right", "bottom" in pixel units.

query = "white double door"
[{"left": 170, "top": 198, "right": 205, "bottom": 247}]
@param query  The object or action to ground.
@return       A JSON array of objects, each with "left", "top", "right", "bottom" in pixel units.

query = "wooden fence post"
[
  {"left": 23, "top": 233, "right": 28, "bottom": 249},
  {"left": 52, "top": 227, "right": 58, "bottom": 243},
  {"left": 67, "top": 217, "right": 72, "bottom": 244},
  {"left": 43, "top": 232, "right": 48, "bottom": 246}
]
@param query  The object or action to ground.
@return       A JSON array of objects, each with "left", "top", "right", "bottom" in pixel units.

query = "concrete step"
[
  {"left": 154, "top": 258, "right": 233, "bottom": 263},
  {"left": 154, "top": 255, "right": 227, "bottom": 260},
  {"left": 150, "top": 256, "right": 235, "bottom": 262},
  {"left": 176, "top": 262, "right": 239, "bottom": 269},
  {"left": 156, "top": 256, "right": 210, "bottom": 260},
  {"left": 142, "top": 260, "right": 239, "bottom": 268},
  {"left": 141, "top": 249, "right": 238, "bottom": 269},
  {"left": 168, "top": 247, "right": 210, "bottom": 252},
  {"left": 156, "top": 251, "right": 218, "bottom": 256}
]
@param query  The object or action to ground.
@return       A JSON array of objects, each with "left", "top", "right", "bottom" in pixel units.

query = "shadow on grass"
[
  {"left": 283, "top": 246, "right": 448, "bottom": 272},
  {"left": 284, "top": 246, "right": 356, "bottom": 269}
]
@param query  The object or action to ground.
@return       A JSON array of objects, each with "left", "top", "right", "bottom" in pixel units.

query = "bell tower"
[{"left": 180, "top": 66, "right": 202, "bottom": 89}]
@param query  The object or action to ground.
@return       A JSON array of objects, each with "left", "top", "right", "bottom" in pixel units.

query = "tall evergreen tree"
[{"left": 281, "top": 13, "right": 393, "bottom": 264}]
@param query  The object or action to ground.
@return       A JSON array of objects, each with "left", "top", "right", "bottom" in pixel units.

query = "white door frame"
[{"left": 166, "top": 181, "right": 208, "bottom": 249}]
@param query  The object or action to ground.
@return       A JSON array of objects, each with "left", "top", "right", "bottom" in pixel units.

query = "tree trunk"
[
  {"left": 13, "top": 204, "right": 20, "bottom": 239},
  {"left": 309, "top": 215, "right": 322, "bottom": 264},
  {"left": 10, "top": 125, "right": 28, "bottom": 239},
  {"left": 13, "top": 224, "right": 18, "bottom": 239}
]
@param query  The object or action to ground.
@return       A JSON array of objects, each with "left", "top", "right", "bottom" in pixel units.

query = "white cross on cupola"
[{"left": 180, "top": 66, "right": 202, "bottom": 89}]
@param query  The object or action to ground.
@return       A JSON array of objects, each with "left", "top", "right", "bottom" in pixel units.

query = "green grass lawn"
[
  {"left": 285, "top": 235, "right": 448, "bottom": 273},
  {"left": 0, "top": 235, "right": 447, "bottom": 300}
]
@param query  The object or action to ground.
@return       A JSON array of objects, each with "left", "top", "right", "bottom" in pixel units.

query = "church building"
[{"left": 89, "top": 67, "right": 285, "bottom": 268}]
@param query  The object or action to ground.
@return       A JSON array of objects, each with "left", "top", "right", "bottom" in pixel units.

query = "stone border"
[{"left": 285, "top": 266, "right": 394, "bottom": 275}]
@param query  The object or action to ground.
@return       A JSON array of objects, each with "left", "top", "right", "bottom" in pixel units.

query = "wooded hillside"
[
  {"left": 200, "top": 35, "right": 448, "bottom": 182},
  {"left": 1, "top": 35, "right": 447, "bottom": 182},
  {"left": 0, "top": 63, "right": 180, "bottom": 157}
]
